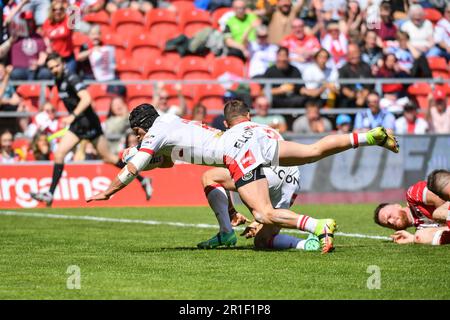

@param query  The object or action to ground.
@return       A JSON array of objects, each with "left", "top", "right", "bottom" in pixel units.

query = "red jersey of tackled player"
[{"left": 406, "top": 181, "right": 438, "bottom": 228}]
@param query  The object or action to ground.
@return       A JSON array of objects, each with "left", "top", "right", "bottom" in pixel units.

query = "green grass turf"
[{"left": 0, "top": 204, "right": 449, "bottom": 300}]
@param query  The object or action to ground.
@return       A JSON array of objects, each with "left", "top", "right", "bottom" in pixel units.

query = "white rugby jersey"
[{"left": 138, "top": 114, "right": 225, "bottom": 166}]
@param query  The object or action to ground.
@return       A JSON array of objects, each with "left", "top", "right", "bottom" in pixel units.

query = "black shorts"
[
  {"left": 69, "top": 116, "right": 103, "bottom": 141},
  {"left": 235, "top": 165, "right": 266, "bottom": 189}
]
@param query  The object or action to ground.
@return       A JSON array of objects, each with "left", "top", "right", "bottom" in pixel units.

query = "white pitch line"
[{"left": 0, "top": 210, "right": 392, "bottom": 241}]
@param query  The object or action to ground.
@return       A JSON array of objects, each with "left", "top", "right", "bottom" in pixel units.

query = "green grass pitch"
[{"left": 0, "top": 204, "right": 449, "bottom": 299}]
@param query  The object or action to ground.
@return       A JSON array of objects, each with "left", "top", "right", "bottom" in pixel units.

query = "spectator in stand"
[
  {"left": 400, "top": 4, "right": 435, "bottom": 56},
  {"left": 152, "top": 82, "right": 186, "bottom": 117},
  {"left": 104, "top": 96, "right": 130, "bottom": 154},
  {"left": 27, "top": 131, "right": 53, "bottom": 161},
  {"left": 0, "top": 64, "right": 22, "bottom": 111},
  {"left": 0, "top": 130, "right": 21, "bottom": 163},
  {"left": 395, "top": 102, "right": 429, "bottom": 134},
  {"left": 340, "top": 0, "right": 364, "bottom": 36},
  {"left": 427, "top": 88, "right": 450, "bottom": 134},
  {"left": 262, "top": 46, "right": 306, "bottom": 109},
  {"left": 191, "top": 103, "right": 208, "bottom": 123},
  {"left": 301, "top": 48, "right": 339, "bottom": 107},
  {"left": 280, "top": 18, "right": 321, "bottom": 73},
  {"left": 224, "top": 0, "right": 260, "bottom": 61},
  {"left": 106, "top": 0, "right": 155, "bottom": 13},
  {"left": 354, "top": 91, "right": 396, "bottom": 133},
  {"left": 386, "top": 31, "right": 432, "bottom": 78},
  {"left": 292, "top": 99, "right": 332, "bottom": 134},
  {"left": 320, "top": 22, "right": 348, "bottom": 69},
  {"left": 247, "top": 24, "right": 278, "bottom": 78},
  {"left": 251, "top": 95, "right": 287, "bottom": 133},
  {"left": 321, "top": 0, "right": 346, "bottom": 22},
  {"left": 42, "top": 0, "right": 76, "bottom": 73},
  {"left": 338, "top": 44, "right": 373, "bottom": 109},
  {"left": 4, "top": 0, "right": 50, "bottom": 31},
  {"left": 361, "top": 30, "right": 384, "bottom": 76},
  {"left": 267, "top": 0, "right": 303, "bottom": 45},
  {"left": 76, "top": 24, "right": 115, "bottom": 82},
  {"left": 24, "top": 102, "right": 61, "bottom": 144},
  {"left": 9, "top": 12, "right": 51, "bottom": 80},
  {"left": 431, "top": 3, "right": 450, "bottom": 60},
  {"left": 335, "top": 113, "right": 352, "bottom": 133},
  {"left": 376, "top": 1, "right": 398, "bottom": 42}
]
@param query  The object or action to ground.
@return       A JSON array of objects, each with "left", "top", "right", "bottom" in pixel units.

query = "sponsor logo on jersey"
[{"left": 241, "top": 171, "right": 254, "bottom": 181}]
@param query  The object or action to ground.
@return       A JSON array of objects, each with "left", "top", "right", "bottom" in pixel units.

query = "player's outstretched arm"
[
  {"left": 391, "top": 227, "right": 450, "bottom": 245},
  {"left": 87, "top": 151, "right": 153, "bottom": 202}
]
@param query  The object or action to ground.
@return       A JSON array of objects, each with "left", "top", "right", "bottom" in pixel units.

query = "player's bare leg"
[
  {"left": 254, "top": 224, "right": 320, "bottom": 251},
  {"left": 278, "top": 127, "right": 399, "bottom": 166},
  {"left": 94, "top": 134, "right": 154, "bottom": 200},
  {"left": 237, "top": 178, "right": 336, "bottom": 253},
  {"left": 30, "top": 130, "right": 80, "bottom": 207}
]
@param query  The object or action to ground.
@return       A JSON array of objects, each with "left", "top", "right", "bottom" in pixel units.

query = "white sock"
[
  {"left": 349, "top": 132, "right": 369, "bottom": 148},
  {"left": 271, "top": 234, "right": 301, "bottom": 249},
  {"left": 296, "top": 215, "right": 318, "bottom": 234},
  {"left": 205, "top": 184, "right": 233, "bottom": 233}
]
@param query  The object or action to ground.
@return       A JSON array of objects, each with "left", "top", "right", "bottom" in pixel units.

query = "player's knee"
[
  {"left": 201, "top": 171, "right": 212, "bottom": 187},
  {"left": 254, "top": 234, "right": 268, "bottom": 249},
  {"left": 253, "top": 208, "right": 275, "bottom": 225},
  {"left": 54, "top": 150, "right": 66, "bottom": 163}
]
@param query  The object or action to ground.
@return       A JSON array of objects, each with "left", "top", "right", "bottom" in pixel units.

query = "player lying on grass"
[
  {"left": 198, "top": 166, "right": 324, "bottom": 251},
  {"left": 87, "top": 102, "right": 399, "bottom": 253},
  {"left": 374, "top": 180, "right": 450, "bottom": 245},
  {"left": 427, "top": 169, "right": 450, "bottom": 202}
]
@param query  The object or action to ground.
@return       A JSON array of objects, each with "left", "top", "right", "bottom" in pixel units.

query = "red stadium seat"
[
  {"left": 102, "top": 31, "right": 128, "bottom": 59},
  {"left": 145, "top": 9, "right": 180, "bottom": 45},
  {"left": 143, "top": 57, "right": 178, "bottom": 80},
  {"left": 126, "top": 84, "right": 154, "bottom": 108},
  {"left": 179, "top": 9, "right": 212, "bottom": 37},
  {"left": 432, "top": 70, "right": 449, "bottom": 79},
  {"left": 87, "top": 84, "right": 116, "bottom": 120},
  {"left": 127, "top": 33, "right": 162, "bottom": 62},
  {"left": 164, "top": 84, "right": 195, "bottom": 111},
  {"left": 171, "top": 0, "right": 195, "bottom": 14},
  {"left": 211, "top": 56, "right": 246, "bottom": 78},
  {"left": 16, "top": 84, "right": 48, "bottom": 112},
  {"left": 111, "top": 9, "right": 145, "bottom": 38},
  {"left": 424, "top": 8, "right": 442, "bottom": 24},
  {"left": 211, "top": 7, "right": 233, "bottom": 30},
  {"left": 194, "top": 83, "right": 225, "bottom": 111},
  {"left": 72, "top": 32, "right": 90, "bottom": 49},
  {"left": 178, "top": 56, "right": 211, "bottom": 79},
  {"left": 116, "top": 57, "right": 144, "bottom": 80},
  {"left": 83, "top": 10, "right": 110, "bottom": 28},
  {"left": 408, "top": 83, "right": 432, "bottom": 109},
  {"left": 428, "top": 57, "right": 448, "bottom": 71}
]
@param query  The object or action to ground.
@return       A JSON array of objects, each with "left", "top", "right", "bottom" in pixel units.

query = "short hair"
[
  {"left": 427, "top": 169, "right": 450, "bottom": 200},
  {"left": 223, "top": 99, "right": 250, "bottom": 124},
  {"left": 314, "top": 48, "right": 330, "bottom": 60},
  {"left": 397, "top": 30, "right": 409, "bottom": 40},
  {"left": 374, "top": 203, "right": 389, "bottom": 226},
  {"left": 45, "top": 52, "right": 62, "bottom": 66},
  {"left": 277, "top": 46, "right": 289, "bottom": 56},
  {"left": 305, "top": 99, "right": 321, "bottom": 109}
]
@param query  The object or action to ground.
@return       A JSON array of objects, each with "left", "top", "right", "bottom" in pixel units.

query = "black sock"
[
  {"left": 115, "top": 160, "right": 145, "bottom": 183},
  {"left": 49, "top": 163, "right": 64, "bottom": 195}
]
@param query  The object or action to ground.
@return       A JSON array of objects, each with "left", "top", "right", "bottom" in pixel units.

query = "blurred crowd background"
[{"left": 0, "top": 0, "right": 449, "bottom": 164}]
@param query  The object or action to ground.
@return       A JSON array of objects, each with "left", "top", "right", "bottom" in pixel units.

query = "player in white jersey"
[{"left": 87, "top": 102, "right": 399, "bottom": 253}]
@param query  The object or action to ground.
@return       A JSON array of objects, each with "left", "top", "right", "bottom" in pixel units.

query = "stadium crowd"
[{"left": 0, "top": 0, "right": 449, "bottom": 164}]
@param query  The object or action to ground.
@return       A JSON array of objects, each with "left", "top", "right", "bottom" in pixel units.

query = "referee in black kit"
[{"left": 30, "top": 53, "right": 152, "bottom": 206}]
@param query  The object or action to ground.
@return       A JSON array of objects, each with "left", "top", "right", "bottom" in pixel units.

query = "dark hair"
[
  {"left": 45, "top": 52, "right": 63, "bottom": 66},
  {"left": 32, "top": 132, "right": 51, "bottom": 161},
  {"left": 223, "top": 100, "right": 250, "bottom": 124},
  {"left": 277, "top": 46, "right": 289, "bottom": 55},
  {"left": 314, "top": 48, "right": 330, "bottom": 61},
  {"left": 427, "top": 169, "right": 450, "bottom": 200},
  {"left": 367, "top": 91, "right": 380, "bottom": 98},
  {"left": 305, "top": 99, "right": 321, "bottom": 109},
  {"left": 129, "top": 103, "right": 160, "bottom": 131},
  {"left": 374, "top": 203, "right": 389, "bottom": 226}
]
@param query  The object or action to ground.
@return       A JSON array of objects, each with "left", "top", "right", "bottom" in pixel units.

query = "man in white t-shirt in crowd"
[
  {"left": 251, "top": 95, "right": 287, "bottom": 133},
  {"left": 394, "top": 103, "right": 428, "bottom": 134},
  {"left": 300, "top": 48, "right": 339, "bottom": 107},
  {"left": 152, "top": 82, "right": 186, "bottom": 117},
  {"left": 400, "top": 4, "right": 435, "bottom": 56},
  {"left": 430, "top": 3, "right": 450, "bottom": 60},
  {"left": 247, "top": 25, "right": 278, "bottom": 78}
]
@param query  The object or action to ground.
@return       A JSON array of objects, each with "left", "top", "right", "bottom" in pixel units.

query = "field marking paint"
[{"left": 0, "top": 210, "right": 392, "bottom": 241}]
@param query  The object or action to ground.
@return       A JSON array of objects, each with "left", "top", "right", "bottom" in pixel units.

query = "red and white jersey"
[
  {"left": 139, "top": 114, "right": 225, "bottom": 166},
  {"left": 406, "top": 181, "right": 439, "bottom": 229},
  {"left": 221, "top": 120, "right": 281, "bottom": 182}
]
